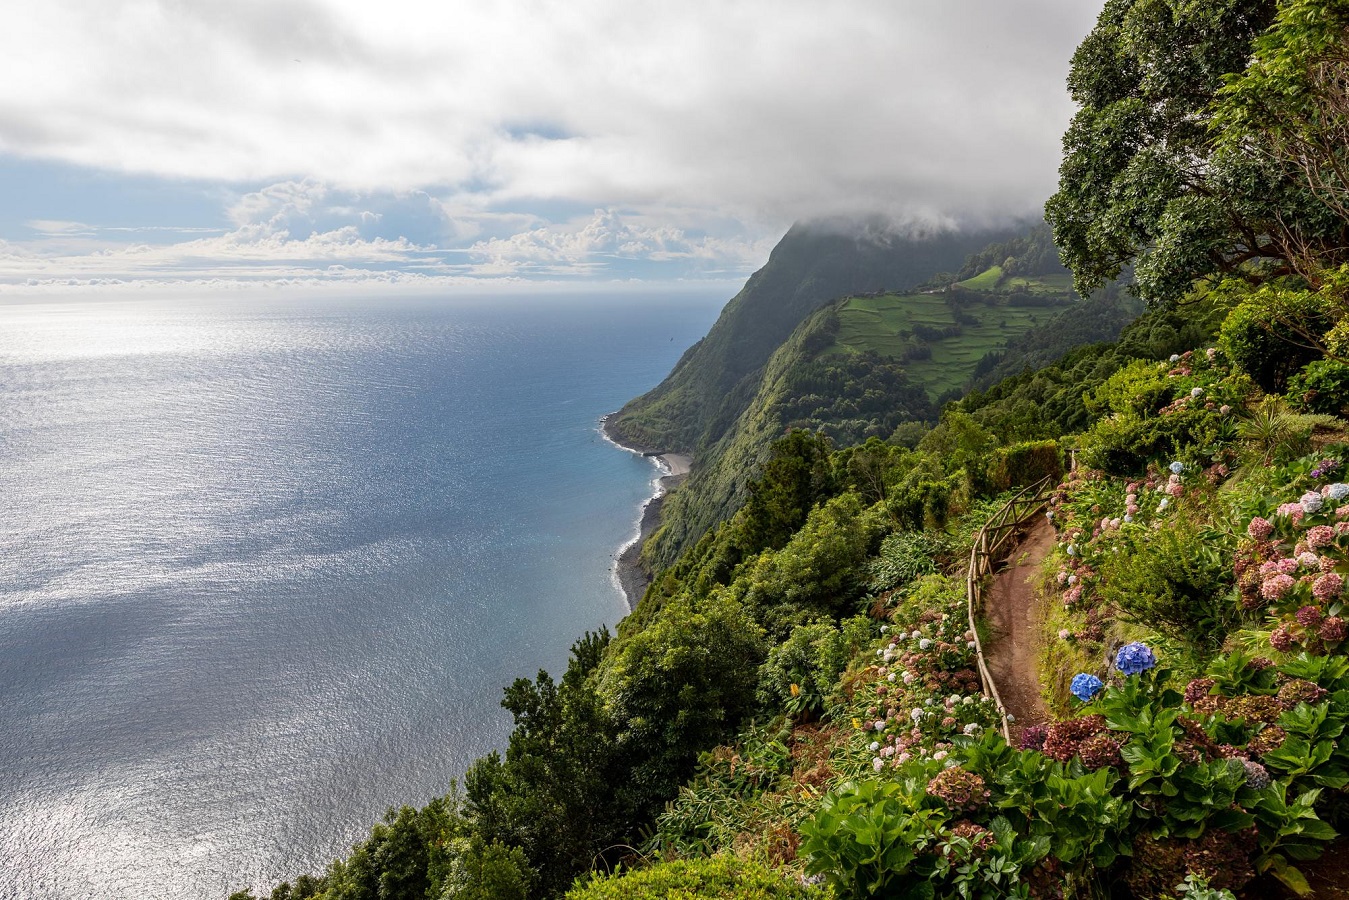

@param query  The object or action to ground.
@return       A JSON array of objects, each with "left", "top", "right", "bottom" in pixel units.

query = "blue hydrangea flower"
[
  {"left": 1070, "top": 673, "right": 1105, "bottom": 702},
  {"left": 1169, "top": 461, "right": 1185, "bottom": 474},
  {"left": 1329, "top": 483, "right": 1349, "bottom": 502},
  {"left": 1301, "top": 491, "right": 1325, "bottom": 514},
  {"left": 1115, "top": 642, "right": 1157, "bottom": 676}
]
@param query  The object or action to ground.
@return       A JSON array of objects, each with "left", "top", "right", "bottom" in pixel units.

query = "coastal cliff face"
[
  {"left": 607, "top": 221, "right": 1022, "bottom": 571},
  {"left": 617, "top": 220, "right": 1141, "bottom": 573},
  {"left": 604, "top": 220, "right": 1016, "bottom": 455}
]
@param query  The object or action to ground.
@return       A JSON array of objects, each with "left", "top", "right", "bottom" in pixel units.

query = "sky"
[{"left": 0, "top": 0, "right": 1106, "bottom": 290}]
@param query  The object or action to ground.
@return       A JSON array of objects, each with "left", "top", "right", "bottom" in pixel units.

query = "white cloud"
[
  {"left": 468, "top": 209, "right": 770, "bottom": 272},
  {"left": 26, "top": 219, "right": 95, "bottom": 236},
  {"left": 0, "top": 201, "right": 770, "bottom": 286},
  {"left": 1, "top": 1, "right": 1104, "bottom": 227}
]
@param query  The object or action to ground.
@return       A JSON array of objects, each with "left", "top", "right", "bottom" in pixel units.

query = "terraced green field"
[
  {"left": 956, "top": 266, "right": 1075, "bottom": 295},
  {"left": 1004, "top": 272, "right": 1075, "bottom": 293},
  {"left": 831, "top": 290, "right": 1069, "bottom": 398},
  {"left": 956, "top": 265, "right": 1004, "bottom": 291}
]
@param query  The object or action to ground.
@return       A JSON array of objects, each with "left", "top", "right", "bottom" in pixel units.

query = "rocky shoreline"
[{"left": 600, "top": 415, "right": 691, "bottom": 610}]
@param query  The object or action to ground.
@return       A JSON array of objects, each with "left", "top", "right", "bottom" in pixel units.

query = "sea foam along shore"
[{"left": 599, "top": 414, "right": 691, "bottom": 610}]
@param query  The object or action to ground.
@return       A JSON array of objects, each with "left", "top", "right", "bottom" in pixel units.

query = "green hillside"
[
  {"left": 636, "top": 227, "right": 1135, "bottom": 571},
  {"left": 831, "top": 287, "right": 1072, "bottom": 399},
  {"left": 606, "top": 221, "right": 1024, "bottom": 454},
  {"left": 956, "top": 263, "right": 1004, "bottom": 290}
]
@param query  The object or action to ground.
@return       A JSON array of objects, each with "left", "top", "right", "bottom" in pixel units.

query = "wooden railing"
[{"left": 966, "top": 475, "right": 1054, "bottom": 741}]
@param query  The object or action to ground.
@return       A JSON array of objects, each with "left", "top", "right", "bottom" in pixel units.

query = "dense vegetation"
[
  {"left": 234, "top": 1, "right": 1349, "bottom": 898},
  {"left": 640, "top": 231, "right": 1137, "bottom": 572},
  {"left": 605, "top": 221, "right": 1019, "bottom": 455}
]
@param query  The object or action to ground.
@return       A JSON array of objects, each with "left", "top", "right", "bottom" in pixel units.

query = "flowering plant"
[
  {"left": 1070, "top": 673, "right": 1105, "bottom": 702},
  {"left": 1115, "top": 642, "right": 1157, "bottom": 676}
]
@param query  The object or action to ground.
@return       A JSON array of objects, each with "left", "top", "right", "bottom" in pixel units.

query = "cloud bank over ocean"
[{"left": 0, "top": 1, "right": 1104, "bottom": 287}]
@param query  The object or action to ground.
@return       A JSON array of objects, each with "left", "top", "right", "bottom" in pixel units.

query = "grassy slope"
[
  {"left": 607, "top": 222, "right": 1020, "bottom": 454},
  {"left": 641, "top": 272, "right": 1135, "bottom": 570},
  {"left": 831, "top": 286, "right": 1070, "bottom": 399},
  {"left": 956, "top": 264, "right": 1004, "bottom": 291}
]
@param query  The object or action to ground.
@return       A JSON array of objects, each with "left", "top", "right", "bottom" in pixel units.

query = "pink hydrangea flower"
[
  {"left": 1271, "top": 626, "right": 1296, "bottom": 652},
  {"left": 1296, "top": 605, "right": 1325, "bottom": 628},
  {"left": 1277, "top": 502, "right": 1306, "bottom": 525},
  {"left": 1320, "top": 617, "right": 1346, "bottom": 643},
  {"left": 1262, "top": 574, "right": 1297, "bottom": 600},
  {"left": 1167, "top": 482, "right": 1185, "bottom": 498},
  {"left": 1299, "top": 552, "right": 1321, "bottom": 569},
  {"left": 1313, "top": 573, "right": 1343, "bottom": 600},
  {"left": 1308, "top": 525, "right": 1336, "bottom": 549},
  {"left": 1248, "top": 517, "right": 1274, "bottom": 540}
]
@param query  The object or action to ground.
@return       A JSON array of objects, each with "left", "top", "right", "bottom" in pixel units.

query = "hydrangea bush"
[{"left": 801, "top": 445, "right": 1349, "bottom": 898}]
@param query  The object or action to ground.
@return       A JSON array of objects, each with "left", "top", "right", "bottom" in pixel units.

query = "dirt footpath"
[{"left": 983, "top": 519, "right": 1056, "bottom": 738}]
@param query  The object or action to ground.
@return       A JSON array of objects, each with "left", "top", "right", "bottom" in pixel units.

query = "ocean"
[{"left": 0, "top": 287, "right": 725, "bottom": 899}]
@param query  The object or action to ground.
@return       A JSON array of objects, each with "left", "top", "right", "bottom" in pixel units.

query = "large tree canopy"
[{"left": 1047, "top": 0, "right": 1349, "bottom": 305}]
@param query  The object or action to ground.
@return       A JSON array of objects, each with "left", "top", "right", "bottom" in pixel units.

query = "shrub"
[
  {"left": 1286, "top": 359, "right": 1349, "bottom": 415},
  {"left": 1218, "top": 279, "right": 1333, "bottom": 393},
  {"left": 757, "top": 618, "right": 873, "bottom": 717},
  {"left": 799, "top": 777, "right": 941, "bottom": 897},
  {"left": 985, "top": 440, "right": 1062, "bottom": 492},
  {"left": 1095, "top": 521, "right": 1238, "bottom": 654},
  {"left": 866, "top": 531, "right": 945, "bottom": 594},
  {"left": 565, "top": 856, "right": 831, "bottom": 900}
]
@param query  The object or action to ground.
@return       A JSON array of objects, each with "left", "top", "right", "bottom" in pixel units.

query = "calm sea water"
[{"left": 0, "top": 288, "right": 724, "bottom": 899}]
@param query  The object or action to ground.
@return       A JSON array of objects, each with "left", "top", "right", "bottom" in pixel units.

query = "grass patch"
[
  {"left": 1003, "top": 273, "right": 1075, "bottom": 294},
  {"left": 957, "top": 265, "right": 1004, "bottom": 291},
  {"left": 830, "top": 291, "right": 1068, "bottom": 398}
]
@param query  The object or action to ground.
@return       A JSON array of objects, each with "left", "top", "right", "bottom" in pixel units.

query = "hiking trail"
[{"left": 982, "top": 518, "right": 1055, "bottom": 739}]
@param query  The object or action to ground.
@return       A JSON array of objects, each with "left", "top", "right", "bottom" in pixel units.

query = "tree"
[
  {"left": 465, "top": 630, "right": 621, "bottom": 898},
  {"left": 597, "top": 595, "right": 766, "bottom": 824},
  {"left": 737, "top": 430, "right": 837, "bottom": 554},
  {"left": 1044, "top": 0, "right": 1343, "bottom": 305},
  {"left": 1214, "top": 0, "right": 1349, "bottom": 279}
]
